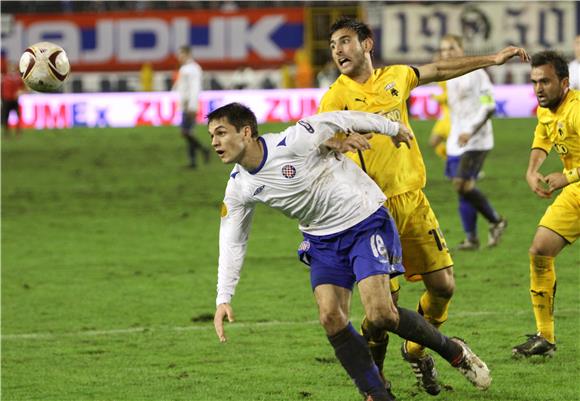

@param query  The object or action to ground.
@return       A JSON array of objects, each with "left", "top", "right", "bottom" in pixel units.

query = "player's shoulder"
[
  {"left": 374, "top": 64, "right": 413, "bottom": 78},
  {"left": 564, "top": 90, "right": 580, "bottom": 119}
]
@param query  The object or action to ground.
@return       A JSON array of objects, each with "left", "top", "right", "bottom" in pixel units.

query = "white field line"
[{"left": 2, "top": 308, "right": 578, "bottom": 341}]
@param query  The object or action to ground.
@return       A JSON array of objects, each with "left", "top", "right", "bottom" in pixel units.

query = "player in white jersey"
[
  {"left": 174, "top": 45, "right": 210, "bottom": 168},
  {"left": 440, "top": 35, "right": 507, "bottom": 250},
  {"left": 568, "top": 35, "right": 580, "bottom": 90},
  {"left": 210, "top": 103, "right": 491, "bottom": 401}
]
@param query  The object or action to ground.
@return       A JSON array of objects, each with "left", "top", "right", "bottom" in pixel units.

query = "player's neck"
[
  {"left": 239, "top": 138, "right": 264, "bottom": 172},
  {"left": 348, "top": 63, "right": 374, "bottom": 84},
  {"left": 548, "top": 88, "right": 569, "bottom": 112}
]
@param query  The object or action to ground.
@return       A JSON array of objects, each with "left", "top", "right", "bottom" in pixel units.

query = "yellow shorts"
[
  {"left": 431, "top": 115, "right": 450, "bottom": 139},
  {"left": 386, "top": 189, "right": 454, "bottom": 282},
  {"left": 538, "top": 183, "right": 580, "bottom": 243}
]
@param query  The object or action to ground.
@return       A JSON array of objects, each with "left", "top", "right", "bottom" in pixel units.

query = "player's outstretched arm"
[
  {"left": 418, "top": 46, "right": 530, "bottom": 86},
  {"left": 214, "top": 303, "right": 235, "bottom": 342}
]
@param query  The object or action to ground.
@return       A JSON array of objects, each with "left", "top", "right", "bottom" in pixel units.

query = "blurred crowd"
[{"left": 1, "top": 1, "right": 360, "bottom": 13}]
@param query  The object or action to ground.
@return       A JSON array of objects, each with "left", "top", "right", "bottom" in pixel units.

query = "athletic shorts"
[
  {"left": 431, "top": 116, "right": 450, "bottom": 139},
  {"left": 538, "top": 183, "right": 580, "bottom": 243},
  {"left": 445, "top": 150, "right": 488, "bottom": 180},
  {"left": 384, "top": 189, "right": 453, "bottom": 282},
  {"left": 298, "top": 207, "right": 405, "bottom": 291},
  {"left": 181, "top": 111, "right": 196, "bottom": 131}
]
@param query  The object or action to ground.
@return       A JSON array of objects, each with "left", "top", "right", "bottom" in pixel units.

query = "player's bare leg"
[{"left": 315, "top": 283, "right": 394, "bottom": 401}]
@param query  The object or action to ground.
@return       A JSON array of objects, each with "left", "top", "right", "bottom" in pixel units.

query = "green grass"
[{"left": 2, "top": 119, "right": 579, "bottom": 401}]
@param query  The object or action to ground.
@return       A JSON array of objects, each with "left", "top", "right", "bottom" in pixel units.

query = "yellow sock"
[
  {"left": 529, "top": 254, "right": 556, "bottom": 343},
  {"left": 361, "top": 317, "right": 388, "bottom": 372},
  {"left": 405, "top": 291, "right": 451, "bottom": 357}
]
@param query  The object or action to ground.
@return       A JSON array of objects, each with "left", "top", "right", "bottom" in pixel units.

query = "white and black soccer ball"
[{"left": 19, "top": 41, "right": 70, "bottom": 92}]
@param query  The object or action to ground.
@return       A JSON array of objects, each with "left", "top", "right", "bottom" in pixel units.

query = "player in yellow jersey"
[
  {"left": 319, "top": 17, "right": 529, "bottom": 395},
  {"left": 429, "top": 54, "right": 451, "bottom": 161},
  {"left": 512, "top": 51, "right": 580, "bottom": 358}
]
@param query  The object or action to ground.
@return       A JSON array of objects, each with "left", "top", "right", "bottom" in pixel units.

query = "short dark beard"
[{"left": 541, "top": 88, "right": 568, "bottom": 110}]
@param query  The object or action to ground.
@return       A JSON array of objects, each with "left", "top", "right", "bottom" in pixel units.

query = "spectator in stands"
[
  {"left": 140, "top": 62, "right": 154, "bottom": 91},
  {"left": 569, "top": 35, "right": 580, "bottom": 90},
  {"left": 1, "top": 62, "right": 25, "bottom": 138},
  {"left": 231, "top": 66, "right": 256, "bottom": 90},
  {"left": 295, "top": 48, "right": 314, "bottom": 88},
  {"left": 174, "top": 46, "right": 210, "bottom": 168}
]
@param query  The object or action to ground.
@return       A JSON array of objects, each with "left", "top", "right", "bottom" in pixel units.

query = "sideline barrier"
[{"left": 10, "top": 85, "right": 538, "bottom": 129}]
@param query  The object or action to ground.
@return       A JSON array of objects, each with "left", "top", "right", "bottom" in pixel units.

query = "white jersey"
[
  {"left": 216, "top": 111, "right": 400, "bottom": 305},
  {"left": 569, "top": 60, "right": 580, "bottom": 90},
  {"left": 175, "top": 59, "right": 202, "bottom": 112},
  {"left": 446, "top": 69, "right": 496, "bottom": 156}
]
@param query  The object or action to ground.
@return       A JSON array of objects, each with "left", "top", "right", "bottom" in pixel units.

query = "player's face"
[
  {"left": 208, "top": 118, "right": 248, "bottom": 164},
  {"left": 575, "top": 35, "right": 580, "bottom": 60},
  {"left": 329, "top": 28, "right": 369, "bottom": 77},
  {"left": 177, "top": 51, "right": 188, "bottom": 65},
  {"left": 439, "top": 39, "right": 463, "bottom": 60},
  {"left": 531, "top": 64, "right": 568, "bottom": 109}
]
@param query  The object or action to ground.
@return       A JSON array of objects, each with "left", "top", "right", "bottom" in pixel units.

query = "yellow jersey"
[
  {"left": 318, "top": 65, "right": 425, "bottom": 197},
  {"left": 532, "top": 89, "right": 580, "bottom": 187},
  {"left": 433, "top": 81, "right": 449, "bottom": 119}
]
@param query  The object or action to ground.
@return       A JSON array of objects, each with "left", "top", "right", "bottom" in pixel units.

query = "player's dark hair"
[
  {"left": 531, "top": 51, "right": 569, "bottom": 80},
  {"left": 207, "top": 103, "right": 259, "bottom": 138},
  {"left": 329, "top": 17, "right": 373, "bottom": 44}
]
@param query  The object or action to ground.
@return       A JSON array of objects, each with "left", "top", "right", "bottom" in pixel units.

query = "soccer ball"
[{"left": 19, "top": 42, "right": 70, "bottom": 92}]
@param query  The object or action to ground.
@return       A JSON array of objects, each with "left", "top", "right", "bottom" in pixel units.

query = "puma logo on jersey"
[{"left": 354, "top": 97, "right": 367, "bottom": 104}]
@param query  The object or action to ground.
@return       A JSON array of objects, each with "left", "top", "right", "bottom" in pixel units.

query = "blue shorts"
[
  {"left": 181, "top": 111, "right": 195, "bottom": 131},
  {"left": 297, "top": 207, "right": 405, "bottom": 291},
  {"left": 445, "top": 151, "right": 488, "bottom": 180}
]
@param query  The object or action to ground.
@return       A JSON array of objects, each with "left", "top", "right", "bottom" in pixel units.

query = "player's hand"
[
  {"left": 214, "top": 303, "right": 235, "bottom": 343},
  {"left": 391, "top": 123, "right": 414, "bottom": 149},
  {"left": 545, "top": 172, "right": 568, "bottom": 193},
  {"left": 342, "top": 132, "right": 373, "bottom": 152},
  {"left": 324, "top": 133, "right": 373, "bottom": 153},
  {"left": 458, "top": 133, "right": 471, "bottom": 147},
  {"left": 526, "top": 171, "right": 551, "bottom": 198},
  {"left": 494, "top": 46, "right": 530, "bottom": 65}
]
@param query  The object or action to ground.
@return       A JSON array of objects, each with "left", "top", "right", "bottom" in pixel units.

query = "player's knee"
[
  {"left": 367, "top": 306, "right": 399, "bottom": 331},
  {"left": 430, "top": 283, "right": 454, "bottom": 300},
  {"left": 452, "top": 179, "right": 466, "bottom": 193},
  {"left": 529, "top": 243, "right": 554, "bottom": 257},
  {"left": 318, "top": 308, "right": 348, "bottom": 335}
]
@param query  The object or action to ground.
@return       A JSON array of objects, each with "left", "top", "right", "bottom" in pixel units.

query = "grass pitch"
[{"left": 2, "top": 118, "right": 579, "bottom": 401}]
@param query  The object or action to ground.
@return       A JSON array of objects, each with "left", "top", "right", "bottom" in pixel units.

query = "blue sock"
[
  {"left": 459, "top": 195, "right": 478, "bottom": 240},
  {"left": 463, "top": 188, "right": 501, "bottom": 224},
  {"left": 327, "top": 322, "right": 387, "bottom": 398}
]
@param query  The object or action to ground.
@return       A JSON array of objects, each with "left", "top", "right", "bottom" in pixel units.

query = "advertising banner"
[
  {"left": 381, "top": 2, "right": 577, "bottom": 63},
  {"left": 9, "top": 85, "right": 539, "bottom": 130},
  {"left": 1, "top": 8, "right": 304, "bottom": 71}
]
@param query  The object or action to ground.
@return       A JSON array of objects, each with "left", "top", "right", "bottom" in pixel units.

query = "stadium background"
[
  {"left": 2, "top": 2, "right": 579, "bottom": 401},
  {"left": 1, "top": 1, "right": 579, "bottom": 128}
]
